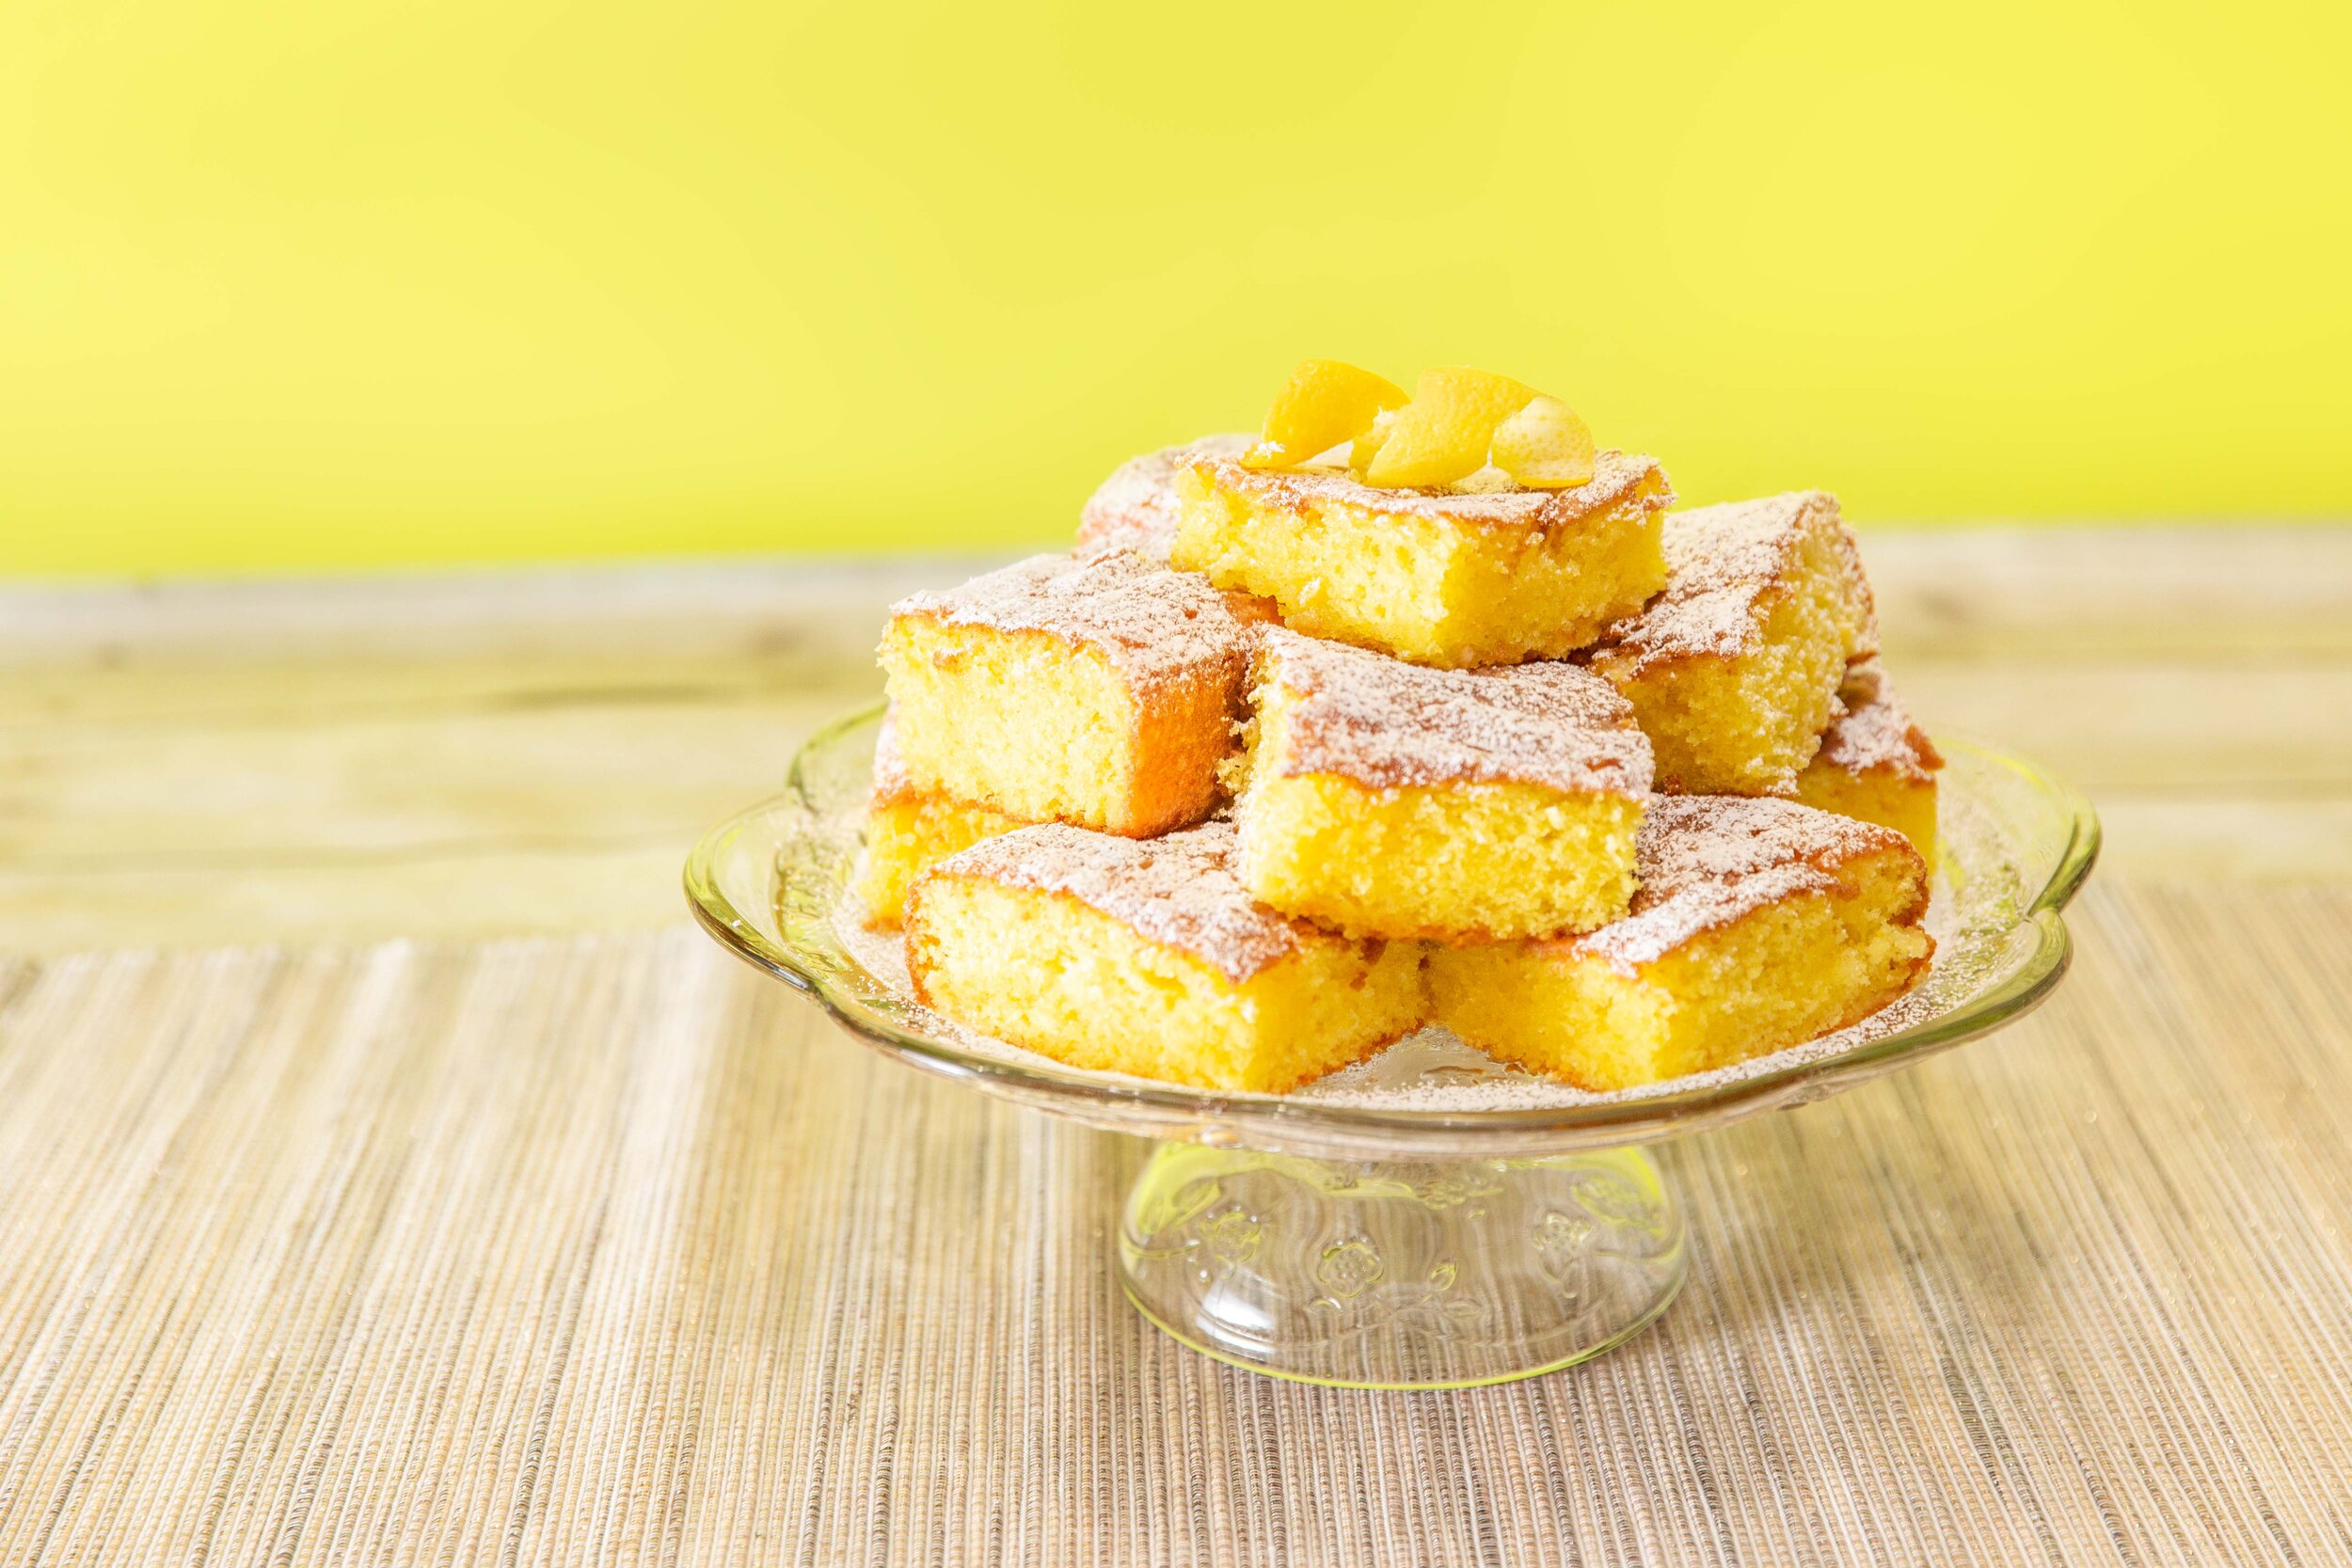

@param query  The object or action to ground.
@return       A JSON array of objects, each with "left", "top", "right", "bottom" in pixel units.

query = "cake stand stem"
[{"left": 1117, "top": 1142, "right": 1686, "bottom": 1389}]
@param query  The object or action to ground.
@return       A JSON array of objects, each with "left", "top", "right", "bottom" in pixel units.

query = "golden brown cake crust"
[
  {"left": 1568, "top": 795, "right": 1925, "bottom": 974},
  {"left": 926, "top": 820, "right": 1305, "bottom": 984},
  {"left": 1190, "top": 449, "right": 1671, "bottom": 531},
  {"left": 1255, "top": 626, "right": 1651, "bottom": 797},
  {"left": 1078, "top": 435, "right": 1252, "bottom": 557},
  {"left": 1816, "top": 657, "right": 1943, "bottom": 782},
  {"left": 888, "top": 548, "right": 1266, "bottom": 700},
  {"left": 1588, "top": 491, "right": 1878, "bottom": 675}
]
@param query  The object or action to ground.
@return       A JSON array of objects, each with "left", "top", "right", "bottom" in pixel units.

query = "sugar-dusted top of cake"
[
  {"left": 1588, "top": 490, "right": 1871, "bottom": 674},
  {"left": 889, "top": 547, "right": 1265, "bottom": 696},
  {"left": 1568, "top": 795, "right": 1912, "bottom": 974},
  {"left": 930, "top": 819, "right": 1301, "bottom": 984},
  {"left": 1191, "top": 448, "right": 1671, "bottom": 531},
  {"left": 1817, "top": 658, "right": 1943, "bottom": 783},
  {"left": 1079, "top": 435, "right": 1252, "bottom": 559},
  {"left": 1255, "top": 626, "right": 1651, "bottom": 797}
]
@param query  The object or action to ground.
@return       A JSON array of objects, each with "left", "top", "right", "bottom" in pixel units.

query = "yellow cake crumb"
[
  {"left": 1077, "top": 436, "right": 1252, "bottom": 561},
  {"left": 853, "top": 792, "right": 1025, "bottom": 928},
  {"left": 1233, "top": 628, "right": 1650, "bottom": 942},
  {"left": 850, "top": 718, "right": 1029, "bottom": 927},
  {"left": 1792, "top": 657, "right": 1942, "bottom": 863},
  {"left": 1428, "top": 796, "right": 1932, "bottom": 1089},
  {"left": 879, "top": 549, "right": 1267, "bottom": 837},
  {"left": 1585, "top": 490, "right": 1877, "bottom": 794},
  {"left": 1170, "top": 451, "right": 1672, "bottom": 668},
  {"left": 906, "top": 822, "right": 1426, "bottom": 1093}
]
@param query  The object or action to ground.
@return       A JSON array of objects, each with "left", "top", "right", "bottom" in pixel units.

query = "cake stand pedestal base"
[{"left": 1118, "top": 1143, "right": 1685, "bottom": 1389}]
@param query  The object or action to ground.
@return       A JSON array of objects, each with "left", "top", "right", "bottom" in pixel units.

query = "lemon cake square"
[
  {"left": 1583, "top": 490, "right": 1878, "bottom": 795},
  {"left": 905, "top": 820, "right": 1427, "bottom": 1093},
  {"left": 850, "top": 714, "right": 1030, "bottom": 929},
  {"left": 1792, "top": 657, "right": 1943, "bottom": 863},
  {"left": 1077, "top": 435, "right": 1251, "bottom": 561},
  {"left": 1168, "top": 450, "right": 1674, "bottom": 668},
  {"left": 879, "top": 548, "right": 1270, "bottom": 838},
  {"left": 1428, "top": 796, "right": 1932, "bottom": 1090},
  {"left": 1232, "top": 627, "right": 1651, "bottom": 942}
]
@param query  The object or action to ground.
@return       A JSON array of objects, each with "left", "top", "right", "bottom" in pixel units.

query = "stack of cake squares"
[{"left": 858, "top": 423, "right": 1942, "bottom": 1095}]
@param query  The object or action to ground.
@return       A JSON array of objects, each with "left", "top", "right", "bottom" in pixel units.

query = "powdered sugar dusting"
[
  {"left": 1257, "top": 626, "right": 1651, "bottom": 797},
  {"left": 926, "top": 819, "right": 1302, "bottom": 984},
  {"left": 1078, "top": 435, "right": 1252, "bottom": 560},
  {"left": 1817, "top": 658, "right": 1944, "bottom": 783},
  {"left": 889, "top": 548, "right": 1264, "bottom": 696},
  {"left": 1589, "top": 490, "right": 1862, "bottom": 673},
  {"left": 1196, "top": 449, "right": 1671, "bottom": 529},
  {"left": 1571, "top": 795, "right": 1917, "bottom": 974},
  {"left": 830, "top": 746, "right": 2041, "bottom": 1118},
  {"left": 867, "top": 709, "right": 912, "bottom": 804}
]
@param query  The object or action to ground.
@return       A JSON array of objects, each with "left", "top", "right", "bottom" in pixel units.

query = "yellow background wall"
[{"left": 3, "top": 0, "right": 2344, "bottom": 575}]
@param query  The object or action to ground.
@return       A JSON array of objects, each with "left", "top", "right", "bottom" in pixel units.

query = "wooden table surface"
[
  {"left": 4, "top": 526, "right": 2351, "bottom": 1565},
  {"left": 3, "top": 526, "right": 2347, "bottom": 956}
]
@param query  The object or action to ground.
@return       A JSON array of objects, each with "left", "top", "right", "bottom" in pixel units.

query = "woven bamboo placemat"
[{"left": 2, "top": 877, "right": 2346, "bottom": 1565}]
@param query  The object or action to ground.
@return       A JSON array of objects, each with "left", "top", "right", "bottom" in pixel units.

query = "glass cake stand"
[{"left": 684, "top": 705, "right": 2098, "bottom": 1389}]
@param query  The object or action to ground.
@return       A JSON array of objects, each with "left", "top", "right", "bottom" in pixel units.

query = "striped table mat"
[{"left": 1, "top": 879, "right": 2346, "bottom": 1565}]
